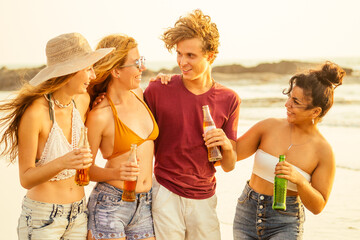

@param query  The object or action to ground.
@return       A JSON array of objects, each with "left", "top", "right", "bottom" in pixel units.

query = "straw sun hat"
[{"left": 29, "top": 32, "right": 114, "bottom": 86}]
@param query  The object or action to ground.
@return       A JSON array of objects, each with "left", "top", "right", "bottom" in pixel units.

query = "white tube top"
[{"left": 252, "top": 149, "right": 311, "bottom": 191}]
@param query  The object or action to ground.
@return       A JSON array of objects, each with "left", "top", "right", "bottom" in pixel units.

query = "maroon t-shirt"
[{"left": 144, "top": 75, "right": 240, "bottom": 199}]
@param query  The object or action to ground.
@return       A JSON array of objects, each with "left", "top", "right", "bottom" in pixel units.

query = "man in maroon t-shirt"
[{"left": 144, "top": 10, "right": 240, "bottom": 240}]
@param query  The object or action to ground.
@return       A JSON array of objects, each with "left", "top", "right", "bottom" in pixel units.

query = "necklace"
[
  {"left": 287, "top": 124, "right": 309, "bottom": 151},
  {"left": 53, "top": 98, "right": 72, "bottom": 108},
  {"left": 44, "top": 94, "right": 72, "bottom": 108}
]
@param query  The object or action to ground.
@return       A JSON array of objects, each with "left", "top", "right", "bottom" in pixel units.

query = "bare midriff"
[{"left": 249, "top": 173, "right": 298, "bottom": 197}]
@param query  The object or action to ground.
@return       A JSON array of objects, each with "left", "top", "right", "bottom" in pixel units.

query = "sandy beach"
[{"left": 1, "top": 124, "right": 359, "bottom": 239}]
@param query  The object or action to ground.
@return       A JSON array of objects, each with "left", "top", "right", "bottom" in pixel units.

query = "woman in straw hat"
[
  {"left": 85, "top": 34, "right": 157, "bottom": 240},
  {"left": 0, "top": 32, "right": 114, "bottom": 239}
]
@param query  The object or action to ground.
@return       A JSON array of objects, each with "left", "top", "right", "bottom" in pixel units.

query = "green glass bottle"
[{"left": 272, "top": 154, "right": 287, "bottom": 210}]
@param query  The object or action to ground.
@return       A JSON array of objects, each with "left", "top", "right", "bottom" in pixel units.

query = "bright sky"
[{"left": 1, "top": 0, "right": 359, "bottom": 68}]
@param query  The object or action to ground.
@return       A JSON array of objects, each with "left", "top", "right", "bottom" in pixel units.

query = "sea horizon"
[{"left": 1, "top": 56, "right": 359, "bottom": 72}]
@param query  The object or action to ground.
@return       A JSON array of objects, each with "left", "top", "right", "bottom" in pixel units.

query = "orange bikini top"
[{"left": 106, "top": 92, "right": 159, "bottom": 160}]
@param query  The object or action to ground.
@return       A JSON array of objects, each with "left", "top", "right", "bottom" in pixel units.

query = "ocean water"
[
  {"left": 4, "top": 56, "right": 359, "bottom": 72},
  {"left": 227, "top": 82, "right": 360, "bottom": 128},
  {"left": 144, "top": 56, "right": 360, "bottom": 71}
]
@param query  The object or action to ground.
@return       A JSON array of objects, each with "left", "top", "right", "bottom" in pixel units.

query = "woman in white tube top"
[
  {"left": 0, "top": 33, "right": 114, "bottom": 239},
  {"left": 205, "top": 61, "right": 345, "bottom": 240}
]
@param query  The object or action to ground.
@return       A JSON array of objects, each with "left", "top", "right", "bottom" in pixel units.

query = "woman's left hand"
[
  {"left": 92, "top": 92, "right": 106, "bottom": 108},
  {"left": 274, "top": 161, "right": 304, "bottom": 185}
]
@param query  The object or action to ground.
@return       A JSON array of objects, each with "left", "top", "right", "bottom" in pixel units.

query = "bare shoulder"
[
  {"left": 20, "top": 97, "right": 49, "bottom": 129},
  {"left": 86, "top": 99, "right": 112, "bottom": 127},
  {"left": 23, "top": 97, "right": 48, "bottom": 120},
  {"left": 262, "top": 118, "right": 283, "bottom": 125},
  {"left": 240, "top": 118, "right": 281, "bottom": 139},
  {"left": 255, "top": 118, "right": 284, "bottom": 130},
  {"left": 315, "top": 134, "right": 335, "bottom": 164}
]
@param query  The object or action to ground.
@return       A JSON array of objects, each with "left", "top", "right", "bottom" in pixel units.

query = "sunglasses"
[{"left": 118, "top": 56, "right": 145, "bottom": 70}]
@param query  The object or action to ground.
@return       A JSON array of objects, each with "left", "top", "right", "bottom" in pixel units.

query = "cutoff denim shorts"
[
  {"left": 17, "top": 196, "right": 88, "bottom": 240},
  {"left": 87, "top": 182, "right": 155, "bottom": 240},
  {"left": 233, "top": 181, "right": 305, "bottom": 240}
]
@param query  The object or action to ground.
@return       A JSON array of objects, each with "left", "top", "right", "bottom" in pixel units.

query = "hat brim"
[{"left": 29, "top": 47, "right": 114, "bottom": 86}]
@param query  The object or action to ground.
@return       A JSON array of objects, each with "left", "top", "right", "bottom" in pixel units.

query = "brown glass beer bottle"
[
  {"left": 75, "top": 126, "right": 90, "bottom": 186},
  {"left": 122, "top": 144, "right": 138, "bottom": 202},
  {"left": 202, "top": 105, "right": 222, "bottom": 162}
]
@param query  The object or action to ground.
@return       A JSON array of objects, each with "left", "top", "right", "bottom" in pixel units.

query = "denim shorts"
[
  {"left": 17, "top": 196, "right": 88, "bottom": 240},
  {"left": 233, "top": 182, "right": 305, "bottom": 240},
  {"left": 87, "top": 182, "right": 155, "bottom": 240}
]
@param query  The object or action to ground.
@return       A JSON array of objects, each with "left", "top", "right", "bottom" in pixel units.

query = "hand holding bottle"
[
  {"left": 116, "top": 160, "right": 140, "bottom": 181},
  {"left": 203, "top": 128, "right": 233, "bottom": 152},
  {"left": 273, "top": 155, "right": 287, "bottom": 210},
  {"left": 202, "top": 105, "right": 222, "bottom": 162},
  {"left": 57, "top": 148, "right": 93, "bottom": 170},
  {"left": 75, "top": 126, "right": 91, "bottom": 186},
  {"left": 275, "top": 160, "right": 305, "bottom": 186},
  {"left": 122, "top": 144, "right": 138, "bottom": 201}
]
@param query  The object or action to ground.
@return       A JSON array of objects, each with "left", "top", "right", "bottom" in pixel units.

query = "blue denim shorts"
[
  {"left": 233, "top": 182, "right": 305, "bottom": 240},
  {"left": 87, "top": 182, "right": 155, "bottom": 240},
  {"left": 17, "top": 196, "right": 88, "bottom": 240}
]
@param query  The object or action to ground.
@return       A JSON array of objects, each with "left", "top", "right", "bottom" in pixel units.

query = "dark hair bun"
[{"left": 316, "top": 61, "right": 345, "bottom": 88}]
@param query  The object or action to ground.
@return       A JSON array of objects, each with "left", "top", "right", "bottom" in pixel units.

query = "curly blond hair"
[
  {"left": 87, "top": 34, "right": 137, "bottom": 107},
  {"left": 161, "top": 9, "right": 220, "bottom": 63}
]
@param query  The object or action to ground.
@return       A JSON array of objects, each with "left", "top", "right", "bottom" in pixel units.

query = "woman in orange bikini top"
[{"left": 85, "top": 34, "right": 158, "bottom": 240}]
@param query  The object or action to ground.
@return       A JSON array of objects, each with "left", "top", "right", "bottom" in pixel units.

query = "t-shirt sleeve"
[
  {"left": 223, "top": 93, "right": 241, "bottom": 141},
  {"left": 143, "top": 82, "right": 157, "bottom": 117}
]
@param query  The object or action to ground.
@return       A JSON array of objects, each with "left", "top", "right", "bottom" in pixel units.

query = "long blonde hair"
[
  {"left": 88, "top": 34, "right": 138, "bottom": 107},
  {"left": 0, "top": 75, "right": 73, "bottom": 163}
]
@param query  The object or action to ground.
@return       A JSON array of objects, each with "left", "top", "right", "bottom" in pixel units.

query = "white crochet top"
[{"left": 35, "top": 99, "right": 84, "bottom": 181}]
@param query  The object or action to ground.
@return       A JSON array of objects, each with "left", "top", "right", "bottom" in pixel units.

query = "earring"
[{"left": 312, "top": 118, "right": 314, "bottom": 124}]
